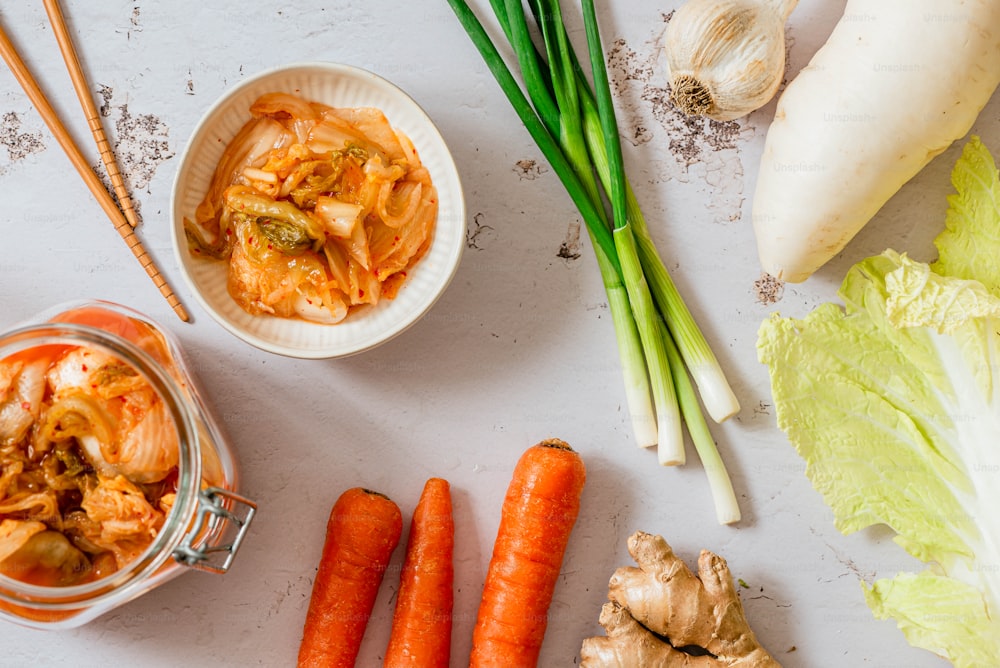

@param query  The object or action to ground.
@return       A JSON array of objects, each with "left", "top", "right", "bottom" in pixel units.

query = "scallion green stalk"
[
  {"left": 580, "top": 92, "right": 740, "bottom": 423},
  {"left": 491, "top": 0, "right": 664, "bottom": 448},
  {"left": 661, "top": 322, "right": 740, "bottom": 523},
  {"left": 496, "top": 0, "right": 738, "bottom": 426},
  {"left": 629, "top": 190, "right": 740, "bottom": 422},
  {"left": 444, "top": 0, "right": 618, "bottom": 270},
  {"left": 599, "top": 245, "right": 658, "bottom": 447},
  {"left": 577, "top": 0, "right": 682, "bottom": 460},
  {"left": 535, "top": 0, "right": 681, "bottom": 456},
  {"left": 444, "top": 0, "right": 741, "bottom": 521},
  {"left": 613, "top": 224, "right": 683, "bottom": 461}
]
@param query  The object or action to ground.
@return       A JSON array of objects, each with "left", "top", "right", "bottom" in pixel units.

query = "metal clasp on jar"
[{"left": 173, "top": 487, "right": 257, "bottom": 574}]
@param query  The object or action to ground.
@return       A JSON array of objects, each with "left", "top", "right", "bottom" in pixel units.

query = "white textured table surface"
[{"left": 1, "top": 1, "right": 994, "bottom": 666}]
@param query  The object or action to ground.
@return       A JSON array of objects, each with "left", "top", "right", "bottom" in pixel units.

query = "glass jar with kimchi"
[{"left": 0, "top": 300, "right": 255, "bottom": 628}]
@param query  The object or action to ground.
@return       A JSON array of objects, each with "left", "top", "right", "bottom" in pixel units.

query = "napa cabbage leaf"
[{"left": 757, "top": 136, "right": 1000, "bottom": 667}]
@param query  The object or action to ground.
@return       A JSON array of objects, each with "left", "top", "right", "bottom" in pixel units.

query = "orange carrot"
[
  {"left": 469, "top": 438, "right": 587, "bottom": 668},
  {"left": 383, "top": 477, "right": 455, "bottom": 668},
  {"left": 297, "top": 487, "right": 403, "bottom": 668}
]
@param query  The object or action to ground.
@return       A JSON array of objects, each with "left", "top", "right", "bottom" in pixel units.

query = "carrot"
[
  {"left": 469, "top": 438, "right": 587, "bottom": 668},
  {"left": 297, "top": 487, "right": 403, "bottom": 668},
  {"left": 383, "top": 477, "right": 455, "bottom": 668}
]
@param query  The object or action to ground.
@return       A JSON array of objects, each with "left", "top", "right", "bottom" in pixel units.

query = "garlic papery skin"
[{"left": 664, "top": 0, "right": 797, "bottom": 121}]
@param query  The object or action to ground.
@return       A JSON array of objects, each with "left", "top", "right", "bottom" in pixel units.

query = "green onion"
[
  {"left": 445, "top": 0, "right": 741, "bottom": 523},
  {"left": 444, "top": 0, "right": 617, "bottom": 270},
  {"left": 613, "top": 223, "right": 683, "bottom": 461},
  {"left": 577, "top": 0, "right": 683, "bottom": 461},
  {"left": 489, "top": 0, "right": 665, "bottom": 449},
  {"left": 576, "top": 64, "right": 740, "bottom": 424},
  {"left": 661, "top": 320, "right": 740, "bottom": 524},
  {"left": 603, "top": 256, "right": 658, "bottom": 447}
]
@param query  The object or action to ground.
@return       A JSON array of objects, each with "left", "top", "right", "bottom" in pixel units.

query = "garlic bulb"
[{"left": 664, "top": 0, "right": 797, "bottom": 121}]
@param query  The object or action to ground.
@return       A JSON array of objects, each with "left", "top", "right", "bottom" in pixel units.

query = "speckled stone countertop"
[{"left": 1, "top": 1, "right": 994, "bottom": 666}]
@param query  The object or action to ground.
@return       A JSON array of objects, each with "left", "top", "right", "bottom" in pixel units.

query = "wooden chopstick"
[
  {"left": 43, "top": 0, "right": 140, "bottom": 229},
  {"left": 0, "top": 21, "right": 189, "bottom": 322}
]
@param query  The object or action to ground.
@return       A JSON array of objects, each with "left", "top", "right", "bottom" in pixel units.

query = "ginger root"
[{"left": 580, "top": 531, "right": 781, "bottom": 668}]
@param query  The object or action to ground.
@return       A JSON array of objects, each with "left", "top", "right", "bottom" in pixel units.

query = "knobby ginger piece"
[
  {"left": 580, "top": 531, "right": 780, "bottom": 667},
  {"left": 582, "top": 600, "right": 721, "bottom": 667}
]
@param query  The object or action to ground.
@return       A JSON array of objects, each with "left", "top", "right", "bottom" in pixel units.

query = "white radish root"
[{"left": 751, "top": 0, "right": 1000, "bottom": 283}]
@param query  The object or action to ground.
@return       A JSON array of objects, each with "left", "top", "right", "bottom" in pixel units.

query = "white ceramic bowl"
[{"left": 170, "top": 62, "right": 465, "bottom": 358}]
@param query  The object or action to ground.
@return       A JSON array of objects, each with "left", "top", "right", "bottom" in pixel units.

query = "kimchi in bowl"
[{"left": 170, "top": 62, "right": 465, "bottom": 358}]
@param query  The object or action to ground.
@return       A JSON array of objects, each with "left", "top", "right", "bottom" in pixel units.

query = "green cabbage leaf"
[{"left": 757, "top": 136, "right": 1000, "bottom": 666}]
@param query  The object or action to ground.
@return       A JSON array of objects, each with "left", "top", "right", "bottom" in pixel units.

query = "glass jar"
[{"left": 0, "top": 300, "right": 256, "bottom": 629}]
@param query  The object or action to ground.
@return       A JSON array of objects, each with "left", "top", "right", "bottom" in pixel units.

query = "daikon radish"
[{"left": 751, "top": 0, "right": 1000, "bottom": 283}]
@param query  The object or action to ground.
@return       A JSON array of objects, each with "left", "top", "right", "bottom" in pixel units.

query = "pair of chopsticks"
[{"left": 0, "top": 0, "right": 189, "bottom": 322}]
